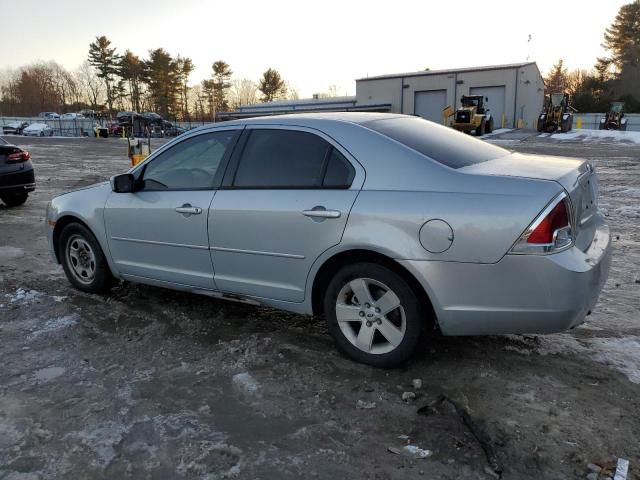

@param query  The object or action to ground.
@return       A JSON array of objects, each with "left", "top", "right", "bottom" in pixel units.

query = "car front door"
[
  {"left": 104, "top": 129, "right": 239, "bottom": 289},
  {"left": 209, "top": 126, "right": 364, "bottom": 302}
]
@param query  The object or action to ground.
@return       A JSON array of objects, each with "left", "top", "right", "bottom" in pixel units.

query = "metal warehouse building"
[{"left": 355, "top": 62, "right": 544, "bottom": 129}]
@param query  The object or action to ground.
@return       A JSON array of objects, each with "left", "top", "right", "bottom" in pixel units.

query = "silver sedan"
[{"left": 45, "top": 113, "right": 611, "bottom": 367}]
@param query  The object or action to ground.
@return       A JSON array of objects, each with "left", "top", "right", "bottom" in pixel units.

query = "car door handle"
[
  {"left": 175, "top": 204, "right": 202, "bottom": 215},
  {"left": 302, "top": 207, "right": 341, "bottom": 219}
]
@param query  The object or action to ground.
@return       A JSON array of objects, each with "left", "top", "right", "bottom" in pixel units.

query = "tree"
[
  {"left": 211, "top": 60, "right": 233, "bottom": 112},
  {"left": 144, "top": 48, "right": 180, "bottom": 118},
  {"left": 175, "top": 56, "right": 194, "bottom": 119},
  {"left": 258, "top": 68, "right": 287, "bottom": 102},
  {"left": 75, "top": 61, "right": 105, "bottom": 110},
  {"left": 595, "top": 1, "right": 640, "bottom": 109},
  {"left": 119, "top": 50, "right": 144, "bottom": 112},
  {"left": 544, "top": 59, "right": 569, "bottom": 93},
  {"left": 88, "top": 36, "right": 121, "bottom": 113},
  {"left": 229, "top": 78, "right": 259, "bottom": 109}
]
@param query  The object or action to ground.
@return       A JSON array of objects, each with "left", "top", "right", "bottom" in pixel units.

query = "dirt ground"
[{"left": 0, "top": 131, "right": 639, "bottom": 479}]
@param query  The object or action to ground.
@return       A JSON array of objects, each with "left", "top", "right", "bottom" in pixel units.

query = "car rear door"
[
  {"left": 209, "top": 126, "right": 364, "bottom": 302},
  {"left": 104, "top": 129, "right": 240, "bottom": 289}
]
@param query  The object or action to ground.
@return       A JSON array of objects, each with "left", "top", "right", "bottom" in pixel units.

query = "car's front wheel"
[
  {"left": 1, "top": 191, "right": 28, "bottom": 207},
  {"left": 59, "top": 223, "right": 116, "bottom": 293},
  {"left": 324, "top": 262, "right": 423, "bottom": 368}
]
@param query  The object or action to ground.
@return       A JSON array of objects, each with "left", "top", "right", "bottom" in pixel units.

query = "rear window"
[{"left": 363, "top": 116, "right": 509, "bottom": 169}]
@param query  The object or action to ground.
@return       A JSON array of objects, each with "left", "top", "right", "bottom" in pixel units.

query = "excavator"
[{"left": 537, "top": 93, "right": 576, "bottom": 133}]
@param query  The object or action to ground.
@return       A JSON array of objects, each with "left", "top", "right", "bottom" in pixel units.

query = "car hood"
[{"left": 55, "top": 181, "right": 110, "bottom": 198}]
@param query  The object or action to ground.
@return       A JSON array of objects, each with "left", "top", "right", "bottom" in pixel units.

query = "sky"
[{"left": 0, "top": 0, "right": 628, "bottom": 98}]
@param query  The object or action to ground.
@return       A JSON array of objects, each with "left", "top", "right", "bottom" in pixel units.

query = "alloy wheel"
[{"left": 335, "top": 278, "right": 406, "bottom": 355}]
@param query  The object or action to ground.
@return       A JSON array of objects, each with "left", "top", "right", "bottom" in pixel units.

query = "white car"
[
  {"left": 60, "top": 113, "right": 84, "bottom": 119},
  {"left": 23, "top": 123, "right": 54, "bottom": 137}
]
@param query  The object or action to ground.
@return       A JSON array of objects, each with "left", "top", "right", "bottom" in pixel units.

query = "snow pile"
[
  {"left": 5, "top": 288, "right": 43, "bottom": 304},
  {"left": 546, "top": 129, "right": 640, "bottom": 143}
]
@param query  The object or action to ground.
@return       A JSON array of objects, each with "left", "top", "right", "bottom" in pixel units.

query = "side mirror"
[{"left": 110, "top": 173, "right": 135, "bottom": 193}]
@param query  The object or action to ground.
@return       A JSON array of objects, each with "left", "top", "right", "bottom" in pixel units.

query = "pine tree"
[
  {"left": 119, "top": 50, "right": 144, "bottom": 112},
  {"left": 544, "top": 59, "right": 569, "bottom": 94},
  {"left": 143, "top": 48, "right": 180, "bottom": 118},
  {"left": 88, "top": 36, "right": 121, "bottom": 113},
  {"left": 258, "top": 68, "right": 287, "bottom": 102},
  {"left": 211, "top": 60, "right": 233, "bottom": 112}
]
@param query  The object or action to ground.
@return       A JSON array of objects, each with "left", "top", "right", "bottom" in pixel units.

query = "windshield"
[
  {"left": 363, "top": 116, "right": 510, "bottom": 169},
  {"left": 611, "top": 102, "right": 623, "bottom": 112},
  {"left": 550, "top": 94, "right": 565, "bottom": 107},
  {"left": 461, "top": 97, "right": 480, "bottom": 107}
]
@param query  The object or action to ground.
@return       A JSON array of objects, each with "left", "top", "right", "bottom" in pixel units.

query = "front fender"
[{"left": 46, "top": 183, "right": 119, "bottom": 276}]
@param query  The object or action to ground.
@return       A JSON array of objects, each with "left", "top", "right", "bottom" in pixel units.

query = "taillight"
[
  {"left": 510, "top": 192, "right": 574, "bottom": 254},
  {"left": 6, "top": 151, "right": 30, "bottom": 163}
]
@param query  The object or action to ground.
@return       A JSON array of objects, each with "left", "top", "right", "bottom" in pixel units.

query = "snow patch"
[
  {"left": 0, "top": 246, "right": 24, "bottom": 261},
  {"left": 536, "top": 334, "right": 640, "bottom": 384},
  {"left": 65, "top": 422, "right": 130, "bottom": 467},
  {"left": 34, "top": 366, "right": 66, "bottom": 382},
  {"left": 549, "top": 128, "right": 640, "bottom": 143},
  {"left": 29, "top": 314, "right": 79, "bottom": 337},
  {"left": 232, "top": 372, "right": 260, "bottom": 397},
  {"left": 5, "top": 288, "right": 43, "bottom": 304},
  {"left": 614, "top": 206, "right": 640, "bottom": 218}
]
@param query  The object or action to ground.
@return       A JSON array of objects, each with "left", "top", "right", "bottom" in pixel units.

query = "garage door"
[
  {"left": 470, "top": 86, "right": 506, "bottom": 128},
  {"left": 414, "top": 90, "right": 447, "bottom": 124}
]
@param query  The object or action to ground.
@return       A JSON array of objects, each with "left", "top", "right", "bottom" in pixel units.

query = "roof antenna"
[{"left": 526, "top": 34, "right": 532, "bottom": 61}]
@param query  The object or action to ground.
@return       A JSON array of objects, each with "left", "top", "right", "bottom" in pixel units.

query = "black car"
[
  {"left": 2, "top": 122, "right": 29, "bottom": 135},
  {"left": 0, "top": 137, "right": 35, "bottom": 206}
]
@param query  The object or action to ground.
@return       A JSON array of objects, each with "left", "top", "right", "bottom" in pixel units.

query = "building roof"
[
  {"left": 219, "top": 96, "right": 391, "bottom": 120},
  {"left": 356, "top": 62, "right": 539, "bottom": 82},
  {"left": 235, "top": 96, "right": 357, "bottom": 113}
]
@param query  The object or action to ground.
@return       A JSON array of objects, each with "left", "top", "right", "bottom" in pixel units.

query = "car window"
[
  {"left": 323, "top": 149, "right": 355, "bottom": 187},
  {"left": 363, "top": 116, "right": 510, "bottom": 169},
  {"left": 233, "top": 129, "right": 333, "bottom": 188},
  {"left": 142, "top": 131, "right": 236, "bottom": 190}
]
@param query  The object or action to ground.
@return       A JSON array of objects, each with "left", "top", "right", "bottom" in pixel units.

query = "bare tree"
[
  {"left": 75, "top": 60, "right": 105, "bottom": 110},
  {"left": 229, "top": 78, "right": 259, "bottom": 109}
]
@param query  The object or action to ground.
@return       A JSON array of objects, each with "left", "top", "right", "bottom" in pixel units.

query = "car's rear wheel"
[
  {"left": 59, "top": 223, "right": 116, "bottom": 293},
  {"left": 324, "top": 262, "right": 423, "bottom": 367},
  {"left": 1, "top": 191, "right": 28, "bottom": 207}
]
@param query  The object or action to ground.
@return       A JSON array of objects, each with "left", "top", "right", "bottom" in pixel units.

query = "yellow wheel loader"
[
  {"left": 537, "top": 93, "right": 575, "bottom": 133},
  {"left": 599, "top": 102, "right": 627, "bottom": 131},
  {"left": 448, "top": 95, "right": 494, "bottom": 136}
]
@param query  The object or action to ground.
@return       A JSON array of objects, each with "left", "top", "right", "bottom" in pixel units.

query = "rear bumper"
[
  {"left": 399, "top": 214, "right": 612, "bottom": 336},
  {"left": 0, "top": 167, "right": 36, "bottom": 192}
]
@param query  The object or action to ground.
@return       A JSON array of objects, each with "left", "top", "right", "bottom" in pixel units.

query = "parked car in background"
[
  {"left": 23, "top": 123, "right": 54, "bottom": 137},
  {"left": 0, "top": 137, "right": 35, "bottom": 206},
  {"left": 60, "top": 113, "right": 84, "bottom": 119},
  {"left": 38, "top": 112, "right": 60, "bottom": 119},
  {"left": 2, "top": 122, "right": 30, "bottom": 135},
  {"left": 45, "top": 113, "right": 611, "bottom": 367},
  {"left": 78, "top": 109, "right": 97, "bottom": 118},
  {"left": 164, "top": 125, "right": 187, "bottom": 137},
  {"left": 107, "top": 122, "right": 123, "bottom": 137}
]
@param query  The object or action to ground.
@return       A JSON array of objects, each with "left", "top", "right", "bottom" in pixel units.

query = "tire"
[
  {"left": 39, "top": 131, "right": 44, "bottom": 137},
  {"left": 485, "top": 117, "right": 493, "bottom": 134},
  {"left": 475, "top": 120, "right": 485, "bottom": 136},
  {"left": 58, "top": 223, "right": 116, "bottom": 293},
  {"left": 323, "top": 262, "right": 424, "bottom": 368},
  {"left": 1, "top": 191, "right": 28, "bottom": 207}
]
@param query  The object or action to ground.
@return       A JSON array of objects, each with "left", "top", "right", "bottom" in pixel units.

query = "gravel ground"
[{"left": 0, "top": 132, "right": 638, "bottom": 479}]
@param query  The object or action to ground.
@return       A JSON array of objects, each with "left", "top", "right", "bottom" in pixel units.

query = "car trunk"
[{"left": 460, "top": 152, "right": 599, "bottom": 252}]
